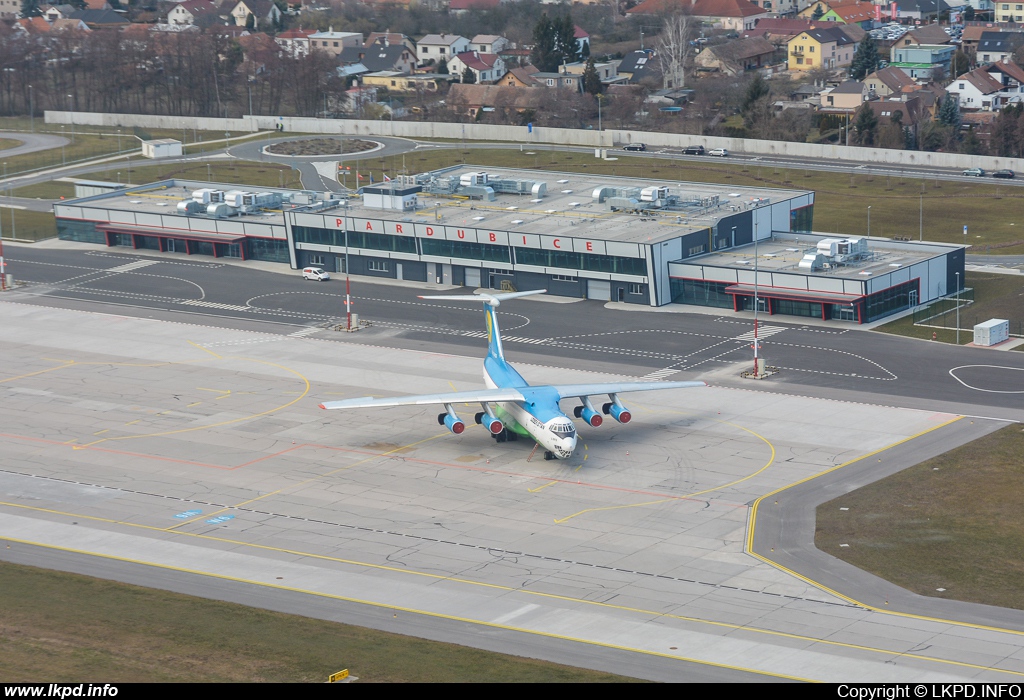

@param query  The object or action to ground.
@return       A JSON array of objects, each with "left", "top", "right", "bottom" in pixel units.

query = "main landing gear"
[{"left": 492, "top": 428, "right": 518, "bottom": 443}]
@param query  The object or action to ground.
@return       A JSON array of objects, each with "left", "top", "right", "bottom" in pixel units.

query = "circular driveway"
[{"left": 0, "top": 132, "right": 71, "bottom": 158}]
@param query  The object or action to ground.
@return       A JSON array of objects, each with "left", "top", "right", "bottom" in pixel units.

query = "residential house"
[
  {"left": 694, "top": 36, "right": 776, "bottom": 75},
  {"left": 470, "top": 34, "right": 511, "bottom": 55},
  {"left": 627, "top": 0, "right": 770, "bottom": 32},
  {"left": 365, "top": 33, "right": 417, "bottom": 54},
  {"left": 309, "top": 29, "right": 364, "bottom": 55},
  {"left": 820, "top": 80, "right": 866, "bottom": 111},
  {"left": 946, "top": 66, "right": 1006, "bottom": 109},
  {"left": 446, "top": 84, "right": 547, "bottom": 119},
  {"left": 560, "top": 59, "right": 621, "bottom": 84},
  {"left": 166, "top": 0, "right": 219, "bottom": 27},
  {"left": 986, "top": 58, "right": 1024, "bottom": 92},
  {"left": 889, "top": 44, "right": 955, "bottom": 79},
  {"left": 497, "top": 47, "right": 531, "bottom": 68},
  {"left": 360, "top": 72, "right": 448, "bottom": 93},
  {"left": 67, "top": 9, "right": 129, "bottom": 29},
  {"left": 15, "top": 17, "right": 53, "bottom": 33},
  {"left": 994, "top": 0, "right": 1024, "bottom": 21},
  {"left": 864, "top": 66, "right": 916, "bottom": 97},
  {"left": 417, "top": 34, "right": 471, "bottom": 66},
  {"left": 896, "top": 24, "right": 951, "bottom": 47},
  {"left": 864, "top": 95, "right": 929, "bottom": 138},
  {"left": 39, "top": 4, "right": 76, "bottom": 21},
  {"left": 448, "top": 0, "right": 500, "bottom": 13},
  {"left": 616, "top": 49, "right": 662, "bottom": 84},
  {"left": 790, "top": 83, "right": 821, "bottom": 100},
  {"left": 51, "top": 17, "right": 90, "bottom": 31},
  {"left": 787, "top": 26, "right": 855, "bottom": 71},
  {"left": 531, "top": 71, "right": 583, "bottom": 91},
  {"left": 447, "top": 51, "right": 505, "bottom": 83},
  {"left": 976, "top": 30, "right": 1024, "bottom": 63},
  {"left": 228, "top": 0, "right": 282, "bottom": 28},
  {"left": 960, "top": 23, "right": 1004, "bottom": 59},
  {"left": 742, "top": 18, "right": 845, "bottom": 47},
  {"left": 821, "top": 1, "right": 876, "bottom": 29},
  {"left": 275, "top": 28, "right": 317, "bottom": 56},
  {"left": 501, "top": 65, "right": 541, "bottom": 87},
  {"left": 339, "top": 44, "right": 418, "bottom": 74},
  {"left": 575, "top": 25, "right": 590, "bottom": 54},
  {"left": 961, "top": 111, "right": 998, "bottom": 150},
  {"left": 83, "top": 0, "right": 110, "bottom": 8},
  {"left": 892, "top": 0, "right": 950, "bottom": 22}
]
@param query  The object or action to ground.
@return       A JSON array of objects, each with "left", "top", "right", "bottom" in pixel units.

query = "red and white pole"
[
  {"left": 0, "top": 235, "right": 6, "bottom": 292},
  {"left": 346, "top": 274, "right": 351, "bottom": 330}
]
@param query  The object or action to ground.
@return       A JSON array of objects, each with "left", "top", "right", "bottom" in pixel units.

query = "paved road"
[
  {"left": 5, "top": 245, "right": 1023, "bottom": 421},
  {"left": 0, "top": 132, "right": 69, "bottom": 158}
]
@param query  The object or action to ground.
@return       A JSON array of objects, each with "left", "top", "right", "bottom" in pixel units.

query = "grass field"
[
  {"left": 816, "top": 424, "right": 1024, "bottom": 610},
  {"left": 0, "top": 137, "right": 23, "bottom": 152},
  {"left": 8, "top": 181, "right": 77, "bottom": 199},
  {"left": 0, "top": 560, "right": 643, "bottom": 683},
  {"left": 0, "top": 208, "right": 57, "bottom": 242},
  {"left": 370, "top": 148, "right": 1024, "bottom": 253},
  {"left": 90, "top": 160, "right": 303, "bottom": 189},
  {"left": 874, "top": 272, "right": 1024, "bottom": 344}
]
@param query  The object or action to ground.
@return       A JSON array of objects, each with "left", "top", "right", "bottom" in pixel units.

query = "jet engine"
[
  {"left": 437, "top": 407, "right": 466, "bottom": 434},
  {"left": 572, "top": 397, "right": 603, "bottom": 427},
  {"left": 474, "top": 410, "right": 504, "bottom": 435},
  {"left": 601, "top": 396, "right": 632, "bottom": 424}
]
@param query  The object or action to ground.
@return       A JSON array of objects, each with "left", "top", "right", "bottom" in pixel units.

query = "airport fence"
[{"left": 912, "top": 289, "right": 975, "bottom": 325}]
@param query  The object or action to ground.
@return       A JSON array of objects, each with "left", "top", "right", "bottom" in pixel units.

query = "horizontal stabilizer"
[{"left": 418, "top": 289, "right": 547, "bottom": 307}]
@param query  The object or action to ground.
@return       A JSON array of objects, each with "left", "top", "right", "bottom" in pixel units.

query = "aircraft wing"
[
  {"left": 320, "top": 387, "right": 526, "bottom": 410},
  {"left": 549, "top": 381, "right": 707, "bottom": 400}
]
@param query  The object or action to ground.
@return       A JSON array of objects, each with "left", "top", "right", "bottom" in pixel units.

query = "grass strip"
[
  {"left": 816, "top": 424, "right": 1024, "bottom": 609},
  {"left": 0, "top": 208, "right": 57, "bottom": 242},
  {"left": 0, "top": 559, "right": 644, "bottom": 683}
]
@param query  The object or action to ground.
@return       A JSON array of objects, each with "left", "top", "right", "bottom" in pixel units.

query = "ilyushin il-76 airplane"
[{"left": 319, "top": 290, "right": 706, "bottom": 460}]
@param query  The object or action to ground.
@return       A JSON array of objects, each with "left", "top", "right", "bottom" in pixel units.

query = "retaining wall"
[{"left": 44, "top": 110, "right": 1024, "bottom": 172}]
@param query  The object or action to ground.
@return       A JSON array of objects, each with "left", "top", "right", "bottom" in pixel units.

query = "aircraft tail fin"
[{"left": 418, "top": 289, "right": 546, "bottom": 361}]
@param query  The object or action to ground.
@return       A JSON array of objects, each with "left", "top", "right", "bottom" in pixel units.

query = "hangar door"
[{"left": 587, "top": 280, "right": 611, "bottom": 301}]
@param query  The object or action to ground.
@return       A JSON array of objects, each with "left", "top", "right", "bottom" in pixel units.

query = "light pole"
[
  {"left": 597, "top": 93, "right": 603, "bottom": 132},
  {"left": 919, "top": 193, "right": 923, "bottom": 241},
  {"left": 117, "top": 128, "right": 121, "bottom": 153},
  {"left": 28, "top": 84, "right": 33, "bottom": 134},
  {"left": 66, "top": 94, "right": 74, "bottom": 143},
  {"left": 60, "top": 126, "right": 65, "bottom": 165},
  {"left": 867, "top": 205, "right": 871, "bottom": 237},
  {"left": 753, "top": 213, "right": 760, "bottom": 377},
  {"left": 955, "top": 271, "right": 961, "bottom": 345}
]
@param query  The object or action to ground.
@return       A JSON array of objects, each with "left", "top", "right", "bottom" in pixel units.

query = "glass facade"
[
  {"left": 246, "top": 237, "right": 290, "bottom": 263},
  {"left": 57, "top": 219, "right": 105, "bottom": 244},
  {"left": 136, "top": 235, "right": 161, "bottom": 250},
  {"left": 773, "top": 298, "right": 822, "bottom": 318},
  {"left": 421, "top": 238, "right": 511, "bottom": 263},
  {"left": 292, "top": 226, "right": 417, "bottom": 254},
  {"left": 865, "top": 279, "right": 918, "bottom": 322},
  {"left": 514, "top": 248, "right": 647, "bottom": 276},
  {"left": 670, "top": 279, "right": 733, "bottom": 308},
  {"left": 790, "top": 205, "right": 814, "bottom": 233}
]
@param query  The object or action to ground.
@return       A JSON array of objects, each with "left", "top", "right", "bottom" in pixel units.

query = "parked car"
[
  {"left": 708, "top": 148, "right": 729, "bottom": 157},
  {"left": 302, "top": 266, "right": 331, "bottom": 281},
  {"left": 623, "top": 143, "right": 646, "bottom": 151},
  {"left": 683, "top": 145, "right": 705, "bottom": 155},
  {"left": 962, "top": 167, "right": 985, "bottom": 177},
  {"left": 993, "top": 169, "right": 1016, "bottom": 179}
]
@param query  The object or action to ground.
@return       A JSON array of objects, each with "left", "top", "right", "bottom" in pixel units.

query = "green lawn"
[
  {"left": 9, "top": 181, "right": 77, "bottom": 199},
  {"left": 0, "top": 560, "right": 644, "bottom": 683},
  {"left": 0, "top": 208, "right": 57, "bottom": 242},
  {"left": 875, "top": 272, "right": 1024, "bottom": 344},
  {"left": 91, "top": 160, "right": 303, "bottom": 189},
  {"left": 0, "top": 137, "right": 24, "bottom": 152},
  {"left": 816, "top": 424, "right": 1024, "bottom": 610}
]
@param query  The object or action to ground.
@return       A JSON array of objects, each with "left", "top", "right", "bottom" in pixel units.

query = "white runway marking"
[
  {"left": 106, "top": 260, "right": 161, "bottom": 273},
  {"left": 288, "top": 327, "right": 320, "bottom": 338},
  {"left": 180, "top": 300, "right": 250, "bottom": 311},
  {"left": 732, "top": 326, "right": 787, "bottom": 341},
  {"left": 949, "top": 365, "right": 1024, "bottom": 393}
]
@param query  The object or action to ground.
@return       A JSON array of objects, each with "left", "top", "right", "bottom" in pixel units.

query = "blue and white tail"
[{"left": 418, "top": 289, "right": 547, "bottom": 361}]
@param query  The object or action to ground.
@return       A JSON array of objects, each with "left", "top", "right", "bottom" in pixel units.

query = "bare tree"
[{"left": 656, "top": 10, "right": 693, "bottom": 90}]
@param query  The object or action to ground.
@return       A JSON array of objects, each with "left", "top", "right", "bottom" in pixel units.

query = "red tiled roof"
[
  {"left": 455, "top": 51, "right": 499, "bottom": 70},
  {"left": 574, "top": 25, "right": 588, "bottom": 39},
  {"left": 448, "top": 0, "right": 500, "bottom": 9}
]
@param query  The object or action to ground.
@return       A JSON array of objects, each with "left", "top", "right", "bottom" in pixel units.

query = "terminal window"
[{"left": 368, "top": 260, "right": 389, "bottom": 272}]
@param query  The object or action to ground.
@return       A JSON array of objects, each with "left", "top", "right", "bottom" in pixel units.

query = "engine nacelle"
[
  {"left": 475, "top": 410, "right": 504, "bottom": 434},
  {"left": 443, "top": 413, "right": 466, "bottom": 434},
  {"left": 609, "top": 404, "right": 631, "bottom": 424},
  {"left": 574, "top": 397, "right": 603, "bottom": 427}
]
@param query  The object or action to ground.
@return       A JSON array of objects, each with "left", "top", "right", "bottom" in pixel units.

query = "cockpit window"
[{"left": 550, "top": 422, "right": 576, "bottom": 438}]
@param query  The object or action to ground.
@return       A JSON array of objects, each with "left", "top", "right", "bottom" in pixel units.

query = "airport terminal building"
[{"left": 53, "top": 166, "right": 963, "bottom": 323}]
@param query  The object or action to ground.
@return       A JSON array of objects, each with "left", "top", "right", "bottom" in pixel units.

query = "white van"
[{"left": 302, "top": 267, "right": 330, "bottom": 281}]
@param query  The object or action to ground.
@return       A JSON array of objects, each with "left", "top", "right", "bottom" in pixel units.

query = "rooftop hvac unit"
[
  {"left": 254, "top": 192, "right": 282, "bottom": 208},
  {"left": 461, "top": 185, "right": 496, "bottom": 201},
  {"left": 206, "top": 203, "right": 230, "bottom": 218},
  {"left": 192, "top": 188, "right": 224, "bottom": 204},
  {"left": 640, "top": 186, "right": 669, "bottom": 203},
  {"left": 460, "top": 172, "right": 488, "bottom": 187},
  {"left": 177, "top": 200, "right": 204, "bottom": 215},
  {"left": 798, "top": 253, "right": 826, "bottom": 271},
  {"left": 224, "top": 191, "right": 252, "bottom": 208}
]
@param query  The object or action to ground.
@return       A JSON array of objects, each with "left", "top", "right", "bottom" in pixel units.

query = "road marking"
[
  {"left": 106, "top": 260, "right": 160, "bottom": 273},
  {"left": 180, "top": 300, "right": 251, "bottom": 312},
  {"left": 948, "top": 365, "right": 1024, "bottom": 394},
  {"left": 640, "top": 368, "right": 682, "bottom": 380},
  {"left": 288, "top": 327, "right": 320, "bottom": 338},
  {"left": 732, "top": 326, "right": 787, "bottom": 341}
]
